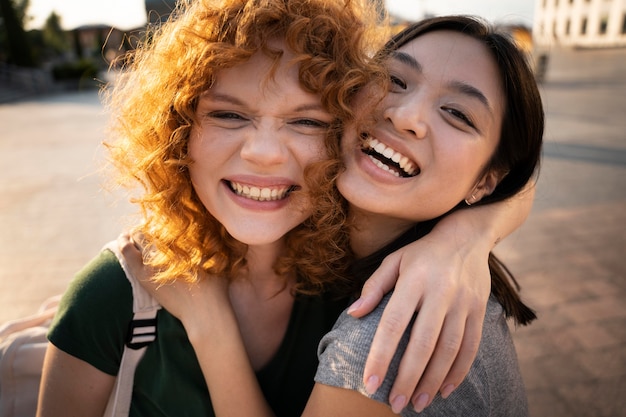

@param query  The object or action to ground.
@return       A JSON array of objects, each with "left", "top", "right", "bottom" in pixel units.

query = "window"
[
  {"left": 622, "top": 14, "right": 626, "bottom": 34},
  {"left": 581, "top": 17, "right": 587, "bottom": 34},
  {"left": 599, "top": 16, "right": 608, "bottom": 34}
]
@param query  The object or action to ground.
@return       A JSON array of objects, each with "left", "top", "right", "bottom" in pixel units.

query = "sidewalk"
[
  {"left": 1, "top": 48, "right": 625, "bottom": 416},
  {"left": 497, "top": 46, "right": 626, "bottom": 417}
]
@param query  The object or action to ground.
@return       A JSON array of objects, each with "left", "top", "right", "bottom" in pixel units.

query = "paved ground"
[
  {"left": 1, "top": 47, "right": 625, "bottom": 416},
  {"left": 496, "top": 47, "right": 626, "bottom": 417}
]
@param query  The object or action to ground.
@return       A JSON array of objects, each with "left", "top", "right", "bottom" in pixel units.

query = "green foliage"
[
  {"left": 51, "top": 59, "right": 98, "bottom": 81},
  {"left": 43, "top": 11, "right": 69, "bottom": 54},
  {"left": 0, "top": 0, "right": 35, "bottom": 66}
]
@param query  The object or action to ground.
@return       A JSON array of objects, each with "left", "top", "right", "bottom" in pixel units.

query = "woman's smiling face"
[
  {"left": 189, "top": 40, "right": 332, "bottom": 247},
  {"left": 338, "top": 30, "right": 506, "bottom": 226}
]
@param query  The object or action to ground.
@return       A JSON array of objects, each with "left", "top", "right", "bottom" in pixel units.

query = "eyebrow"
[
  {"left": 390, "top": 51, "right": 422, "bottom": 72},
  {"left": 203, "top": 91, "right": 327, "bottom": 113},
  {"left": 448, "top": 80, "right": 493, "bottom": 114},
  {"left": 203, "top": 92, "right": 243, "bottom": 106},
  {"left": 390, "top": 50, "right": 494, "bottom": 115}
]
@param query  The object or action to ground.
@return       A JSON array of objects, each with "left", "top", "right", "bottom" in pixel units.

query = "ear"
[{"left": 465, "top": 169, "right": 504, "bottom": 204}]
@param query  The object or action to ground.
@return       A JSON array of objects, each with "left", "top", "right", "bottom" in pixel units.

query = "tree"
[
  {"left": 0, "top": 0, "right": 35, "bottom": 66},
  {"left": 43, "top": 11, "right": 68, "bottom": 54}
]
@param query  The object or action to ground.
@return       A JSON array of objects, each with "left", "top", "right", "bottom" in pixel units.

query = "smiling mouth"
[
  {"left": 361, "top": 135, "right": 420, "bottom": 177},
  {"left": 227, "top": 181, "right": 298, "bottom": 201}
]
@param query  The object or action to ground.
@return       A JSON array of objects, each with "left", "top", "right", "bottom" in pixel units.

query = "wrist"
[{"left": 434, "top": 209, "right": 497, "bottom": 253}]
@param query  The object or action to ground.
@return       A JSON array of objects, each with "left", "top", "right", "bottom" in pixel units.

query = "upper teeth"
[
  {"left": 230, "top": 181, "right": 292, "bottom": 201},
  {"left": 364, "top": 138, "right": 418, "bottom": 177}
]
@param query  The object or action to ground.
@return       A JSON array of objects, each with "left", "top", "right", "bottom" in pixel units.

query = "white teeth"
[
  {"left": 229, "top": 181, "right": 291, "bottom": 201},
  {"left": 368, "top": 155, "right": 401, "bottom": 177},
  {"left": 364, "top": 137, "right": 418, "bottom": 176}
]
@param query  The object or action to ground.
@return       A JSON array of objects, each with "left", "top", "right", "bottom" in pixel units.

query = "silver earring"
[{"left": 465, "top": 194, "right": 476, "bottom": 206}]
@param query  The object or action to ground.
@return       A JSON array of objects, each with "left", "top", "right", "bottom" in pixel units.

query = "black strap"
[{"left": 126, "top": 317, "right": 158, "bottom": 350}]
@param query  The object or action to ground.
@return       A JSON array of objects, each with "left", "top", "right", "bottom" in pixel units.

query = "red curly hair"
[{"left": 103, "top": 0, "right": 388, "bottom": 294}]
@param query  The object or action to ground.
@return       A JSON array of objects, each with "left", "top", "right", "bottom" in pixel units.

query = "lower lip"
[{"left": 222, "top": 181, "right": 291, "bottom": 211}]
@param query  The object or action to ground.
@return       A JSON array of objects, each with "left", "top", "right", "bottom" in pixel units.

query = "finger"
[
  {"left": 404, "top": 313, "right": 466, "bottom": 412},
  {"left": 384, "top": 299, "right": 447, "bottom": 411},
  {"left": 348, "top": 254, "right": 402, "bottom": 317},
  {"left": 118, "top": 233, "right": 143, "bottom": 261},
  {"left": 363, "top": 289, "right": 426, "bottom": 395},
  {"left": 438, "top": 309, "right": 484, "bottom": 398}
]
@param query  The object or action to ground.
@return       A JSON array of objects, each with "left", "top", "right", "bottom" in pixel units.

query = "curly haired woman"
[{"left": 37, "top": 1, "right": 535, "bottom": 416}]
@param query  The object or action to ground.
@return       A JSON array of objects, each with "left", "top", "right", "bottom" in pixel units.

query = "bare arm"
[
  {"left": 37, "top": 344, "right": 115, "bottom": 417},
  {"left": 302, "top": 383, "right": 396, "bottom": 417},
  {"left": 119, "top": 235, "right": 275, "bottom": 417},
  {"left": 349, "top": 184, "right": 535, "bottom": 412}
]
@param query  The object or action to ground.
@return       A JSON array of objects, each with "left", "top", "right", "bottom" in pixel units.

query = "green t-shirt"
[{"left": 48, "top": 249, "right": 348, "bottom": 416}]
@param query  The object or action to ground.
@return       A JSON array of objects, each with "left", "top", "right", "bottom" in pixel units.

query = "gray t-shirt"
[{"left": 315, "top": 292, "right": 528, "bottom": 416}]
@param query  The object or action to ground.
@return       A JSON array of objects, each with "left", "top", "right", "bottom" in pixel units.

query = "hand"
[
  {"left": 117, "top": 233, "right": 231, "bottom": 330},
  {"left": 347, "top": 228, "right": 491, "bottom": 413}
]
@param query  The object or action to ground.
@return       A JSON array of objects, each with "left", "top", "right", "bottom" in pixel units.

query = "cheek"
[
  {"left": 295, "top": 138, "right": 327, "bottom": 166},
  {"left": 187, "top": 127, "right": 208, "bottom": 161}
]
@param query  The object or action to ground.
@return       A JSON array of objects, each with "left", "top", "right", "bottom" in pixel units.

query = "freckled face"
[
  {"left": 338, "top": 30, "right": 505, "bottom": 226},
  {"left": 189, "top": 41, "right": 332, "bottom": 247}
]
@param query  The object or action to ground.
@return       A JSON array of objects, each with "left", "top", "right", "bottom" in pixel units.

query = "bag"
[
  {"left": 0, "top": 297, "right": 58, "bottom": 417},
  {"left": 0, "top": 240, "right": 161, "bottom": 417}
]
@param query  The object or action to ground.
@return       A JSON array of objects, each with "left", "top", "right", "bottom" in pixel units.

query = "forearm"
[
  {"left": 434, "top": 182, "right": 535, "bottom": 251},
  {"left": 184, "top": 307, "right": 276, "bottom": 417}
]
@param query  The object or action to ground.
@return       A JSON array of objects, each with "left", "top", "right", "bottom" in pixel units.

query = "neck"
[
  {"left": 236, "top": 240, "right": 293, "bottom": 297},
  {"left": 349, "top": 206, "right": 415, "bottom": 258}
]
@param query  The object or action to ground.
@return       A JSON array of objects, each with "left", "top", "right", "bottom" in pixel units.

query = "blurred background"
[{"left": 1, "top": 0, "right": 625, "bottom": 416}]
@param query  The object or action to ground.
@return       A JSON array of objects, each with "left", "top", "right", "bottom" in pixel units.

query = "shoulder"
[
  {"left": 55, "top": 248, "right": 132, "bottom": 317},
  {"left": 48, "top": 246, "right": 134, "bottom": 375},
  {"left": 315, "top": 293, "right": 393, "bottom": 397},
  {"left": 421, "top": 296, "right": 527, "bottom": 416},
  {"left": 316, "top": 294, "right": 527, "bottom": 416}
]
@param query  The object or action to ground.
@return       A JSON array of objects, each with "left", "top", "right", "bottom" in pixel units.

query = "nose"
[
  {"left": 240, "top": 119, "right": 289, "bottom": 166},
  {"left": 382, "top": 95, "right": 428, "bottom": 140}
]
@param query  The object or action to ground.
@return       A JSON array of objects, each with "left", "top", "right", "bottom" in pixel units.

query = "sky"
[{"left": 26, "top": 0, "right": 535, "bottom": 31}]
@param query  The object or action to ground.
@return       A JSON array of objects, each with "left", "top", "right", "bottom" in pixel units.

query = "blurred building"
[
  {"left": 533, "top": 0, "right": 626, "bottom": 48},
  {"left": 145, "top": 0, "right": 178, "bottom": 24}
]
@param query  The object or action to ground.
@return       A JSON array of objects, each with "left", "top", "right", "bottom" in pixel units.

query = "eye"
[
  {"left": 288, "top": 118, "right": 331, "bottom": 137},
  {"left": 441, "top": 106, "right": 476, "bottom": 129},
  {"left": 206, "top": 111, "right": 247, "bottom": 121},
  {"left": 290, "top": 118, "right": 330, "bottom": 129},
  {"left": 389, "top": 75, "right": 407, "bottom": 90}
]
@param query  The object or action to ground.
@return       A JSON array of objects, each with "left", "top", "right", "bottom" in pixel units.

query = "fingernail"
[
  {"left": 441, "top": 384, "right": 455, "bottom": 398},
  {"left": 347, "top": 298, "right": 363, "bottom": 315},
  {"left": 391, "top": 395, "right": 407, "bottom": 413},
  {"left": 413, "top": 393, "right": 429, "bottom": 413},
  {"left": 365, "top": 375, "right": 380, "bottom": 394}
]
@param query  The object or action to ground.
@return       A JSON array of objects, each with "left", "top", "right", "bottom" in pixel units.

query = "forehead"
[
  {"left": 396, "top": 30, "right": 505, "bottom": 113},
  {"left": 210, "top": 41, "right": 303, "bottom": 96},
  {"left": 201, "top": 39, "right": 327, "bottom": 114}
]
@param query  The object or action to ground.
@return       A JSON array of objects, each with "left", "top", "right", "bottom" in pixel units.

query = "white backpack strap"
[{"left": 102, "top": 240, "right": 161, "bottom": 417}]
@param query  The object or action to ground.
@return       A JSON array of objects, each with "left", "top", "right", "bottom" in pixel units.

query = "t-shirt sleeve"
[
  {"left": 315, "top": 293, "right": 508, "bottom": 416},
  {"left": 315, "top": 292, "right": 411, "bottom": 407},
  {"left": 47, "top": 248, "right": 133, "bottom": 376}
]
